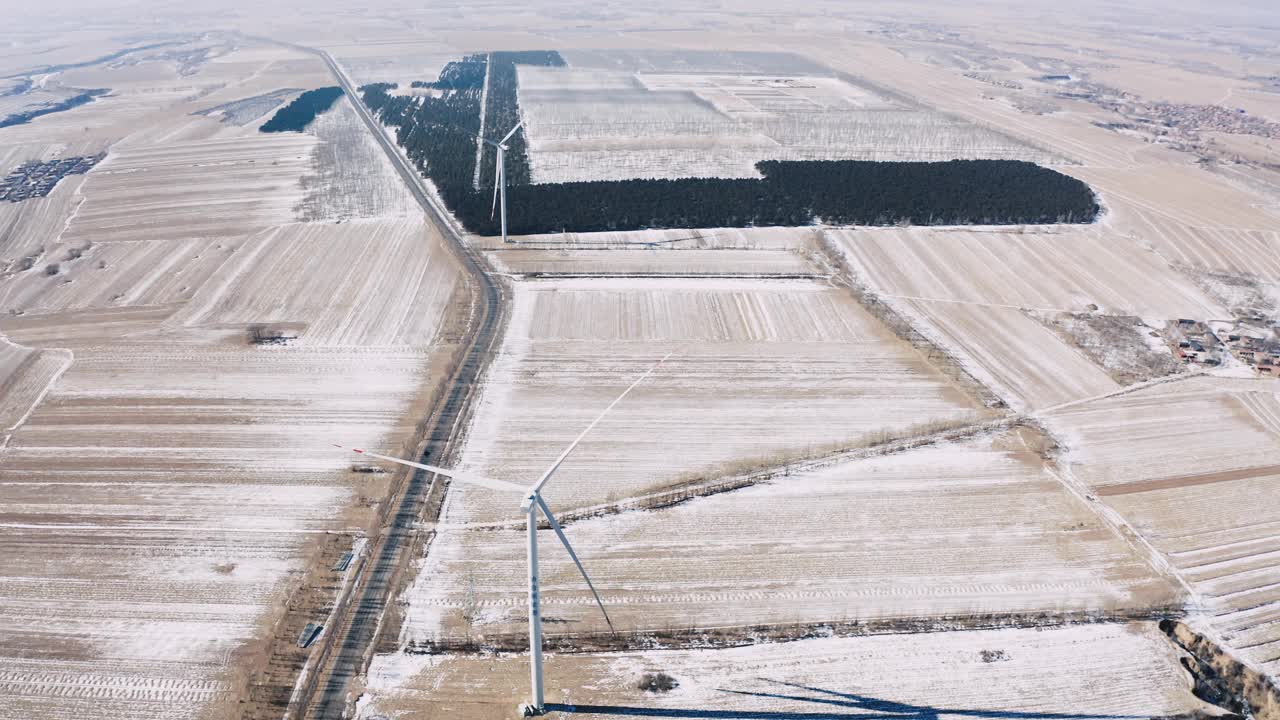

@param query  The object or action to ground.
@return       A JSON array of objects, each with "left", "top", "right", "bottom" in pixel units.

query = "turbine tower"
[
  {"left": 340, "top": 353, "right": 672, "bottom": 715},
  {"left": 482, "top": 121, "right": 522, "bottom": 244}
]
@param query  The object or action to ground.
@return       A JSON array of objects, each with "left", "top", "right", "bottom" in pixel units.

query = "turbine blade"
[
  {"left": 530, "top": 353, "right": 673, "bottom": 495},
  {"left": 335, "top": 444, "right": 525, "bottom": 494},
  {"left": 535, "top": 493, "right": 614, "bottom": 632},
  {"left": 499, "top": 120, "right": 523, "bottom": 145},
  {"left": 490, "top": 148, "right": 501, "bottom": 220}
]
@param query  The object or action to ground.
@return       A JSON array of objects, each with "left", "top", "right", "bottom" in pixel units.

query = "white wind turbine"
[
  {"left": 339, "top": 353, "right": 671, "bottom": 716},
  {"left": 482, "top": 121, "right": 522, "bottom": 244}
]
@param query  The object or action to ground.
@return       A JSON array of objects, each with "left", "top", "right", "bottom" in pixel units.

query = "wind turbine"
[
  {"left": 339, "top": 353, "right": 671, "bottom": 716},
  {"left": 482, "top": 121, "right": 522, "bottom": 244}
]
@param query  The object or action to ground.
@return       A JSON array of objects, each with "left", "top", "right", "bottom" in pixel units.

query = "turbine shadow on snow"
[{"left": 545, "top": 678, "right": 1150, "bottom": 719}]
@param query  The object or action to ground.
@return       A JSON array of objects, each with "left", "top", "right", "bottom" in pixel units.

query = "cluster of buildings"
[
  {"left": 1049, "top": 76, "right": 1280, "bottom": 144},
  {"left": 1135, "top": 102, "right": 1280, "bottom": 141},
  {"left": 1224, "top": 333, "right": 1280, "bottom": 375},
  {"left": 1084, "top": 87, "right": 1280, "bottom": 141},
  {"left": 1172, "top": 319, "right": 1224, "bottom": 367},
  {"left": 1171, "top": 318, "right": 1280, "bottom": 375},
  {"left": 0, "top": 153, "right": 104, "bottom": 202}
]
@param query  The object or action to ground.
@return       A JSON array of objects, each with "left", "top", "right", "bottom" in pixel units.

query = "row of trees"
[
  {"left": 410, "top": 54, "right": 487, "bottom": 90},
  {"left": 360, "top": 51, "right": 1099, "bottom": 235},
  {"left": 452, "top": 159, "right": 1098, "bottom": 235},
  {"left": 259, "top": 87, "right": 344, "bottom": 133},
  {"left": 361, "top": 81, "right": 483, "bottom": 211}
]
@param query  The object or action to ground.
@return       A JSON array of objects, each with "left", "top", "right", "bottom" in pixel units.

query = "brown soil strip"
[{"left": 1097, "top": 464, "right": 1280, "bottom": 497}]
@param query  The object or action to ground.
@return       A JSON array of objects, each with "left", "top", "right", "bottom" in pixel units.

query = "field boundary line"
[
  {"left": 408, "top": 606, "right": 1185, "bottom": 656},
  {"left": 1033, "top": 366, "right": 1206, "bottom": 417},
  {"left": 441, "top": 412, "right": 1020, "bottom": 532}
]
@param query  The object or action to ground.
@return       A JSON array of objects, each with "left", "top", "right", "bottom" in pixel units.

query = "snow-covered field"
[
  {"left": 5, "top": 22, "right": 1280, "bottom": 720},
  {"left": 518, "top": 53, "right": 1058, "bottom": 183},
  {"left": 477, "top": 226, "right": 828, "bottom": 277},
  {"left": 57, "top": 134, "right": 316, "bottom": 245},
  {"left": 0, "top": 174, "right": 91, "bottom": 263},
  {"left": 402, "top": 430, "right": 1174, "bottom": 643},
  {"left": 416, "top": 276, "right": 980, "bottom": 526},
  {"left": 169, "top": 218, "right": 459, "bottom": 346},
  {"left": 1044, "top": 378, "right": 1280, "bottom": 677},
  {"left": 816, "top": 226, "right": 1230, "bottom": 411},
  {"left": 895, "top": 300, "right": 1121, "bottom": 412},
  {"left": 0, "top": 338, "right": 70, "bottom": 443},
  {"left": 1127, "top": 210, "right": 1280, "bottom": 281},
  {"left": 297, "top": 95, "right": 418, "bottom": 221},
  {"left": 0, "top": 236, "right": 240, "bottom": 315},
  {"left": 329, "top": 45, "right": 457, "bottom": 88},
  {"left": 487, "top": 225, "right": 821, "bottom": 251},
  {"left": 0, "top": 40, "right": 462, "bottom": 720},
  {"left": 0, "top": 478, "right": 351, "bottom": 720},
  {"left": 361, "top": 623, "right": 1207, "bottom": 719},
  {"left": 828, "top": 226, "right": 1227, "bottom": 321},
  {"left": 487, "top": 247, "right": 820, "bottom": 276}
]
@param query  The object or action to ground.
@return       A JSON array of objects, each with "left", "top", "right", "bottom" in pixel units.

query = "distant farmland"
[{"left": 359, "top": 50, "right": 1097, "bottom": 235}]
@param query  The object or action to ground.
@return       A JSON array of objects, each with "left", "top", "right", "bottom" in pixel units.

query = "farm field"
[
  {"left": 826, "top": 224, "right": 1230, "bottom": 389},
  {"left": 329, "top": 44, "right": 457, "bottom": 88},
  {"left": 482, "top": 226, "right": 821, "bottom": 251},
  {"left": 0, "top": 174, "right": 91, "bottom": 264},
  {"left": 348, "top": 22, "right": 1279, "bottom": 715},
  {"left": 418, "top": 276, "right": 981, "bottom": 527},
  {"left": 1043, "top": 378, "right": 1280, "bottom": 678},
  {"left": 402, "top": 428, "right": 1175, "bottom": 644},
  {"left": 56, "top": 134, "right": 317, "bottom": 245},
  {"left": 893, "top": 299, "right": 1121, "bottom": 412},
  {"left": 473, "top": 227, "right": 828, "bottom": 277},
  {"left": 828, "top": 226, "right": 1227, "bottom": 321},
  {"left": 485, "top": 247, "right": 819, "bottom": 277},
  {"left": 794, "top": 38, "right": 1280, "bottom": 292},
  {"left": 0, "top": 35, "right": 465, "bottom": 720},
  {"left": 0, "top": 314, "right": 452, "bottom": 720},
  {"left": 0, "top": 338, "right": 69, "bottom": 443},
  {"left": 169, "top": 218, "right": 459, "bottom": 347},
  {"left": 1120, "top": 206, "right": 1280, "bottom": 282},
  {"left": 517, "top": 50, "right": 1058, "bottom": 184},
  {"left": 5, "top": 7, "right": 1280, "bottom": 719},
  {"left": 361, "top": 623, "right": 1207, "bottom": 719},
  {"left": 297, "top": 95, "right": 418, "bottom": 221},
  {"left": 820, "top": 224, "right": 1249, "bottom": 407},
  {"left": 796, "top": 40, "right": 1159, "bottom": 171}
]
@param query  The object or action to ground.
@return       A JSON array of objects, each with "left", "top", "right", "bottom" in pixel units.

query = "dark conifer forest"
[
  {"left": 361, "top": 52, "right": 1099, "bottom": 235},
  {"left": 259, "top": 87, "right": 345, "bottom": 133},
  {"left": 0, "top": 89, "right": 109, "bottom": 129}
]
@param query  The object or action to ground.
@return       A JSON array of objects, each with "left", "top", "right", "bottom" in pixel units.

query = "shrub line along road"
[{"left": 283, "top": 45, "right": 508, "bottom": 719}]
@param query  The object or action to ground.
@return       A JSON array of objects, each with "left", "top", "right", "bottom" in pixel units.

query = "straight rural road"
[{"left": 284, "top": 46, "right": 508, "bottom": 719}]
